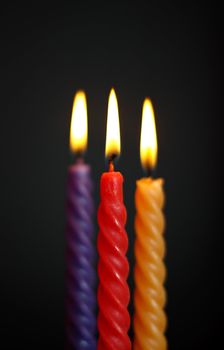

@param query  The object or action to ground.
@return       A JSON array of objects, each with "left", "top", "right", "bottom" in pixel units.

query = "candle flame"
[
  {"left": 70, "top": 91, "right": 88, "bottom": 154},
  {"left": 140, "top": 98, "right": 158, "bottom": 171},
  {"left": 105, "top": 88, "right": 121, "bottom": 159}
]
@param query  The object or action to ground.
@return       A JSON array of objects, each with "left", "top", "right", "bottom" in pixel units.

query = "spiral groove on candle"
[
  {"left": 97, "top": 174, "right": 131, "bottom": 350},
  {"left": 65, "top": 166, "right": 96, "bottom": 350},
  {"left": 134, "top": 178, "right": 167, "bottom": 350}
]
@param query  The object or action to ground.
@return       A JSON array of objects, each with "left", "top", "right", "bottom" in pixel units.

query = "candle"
[
  {"left": 97, "top": 89, "right": 131, "bottom": 350},
  {"left": 133, "top": 99, "right": 167, "bottom": 349},
  {"left": 65, "top": 91, "right": 96, "bottom": 350}
]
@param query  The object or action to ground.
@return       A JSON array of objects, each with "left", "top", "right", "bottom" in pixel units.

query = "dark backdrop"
[{"left": 0, "top": 2, "right": 222, "bottom": 349}]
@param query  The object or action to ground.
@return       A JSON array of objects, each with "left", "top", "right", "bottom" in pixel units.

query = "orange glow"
[
  {"left": 105, "top": 88, "right": 121, "bottom": 159},
  {"left": 70, "top": 91, "right": 88, "bottom": 153},
  {"left": 140, "top": 98, "right": 158, "bottom": 171}
]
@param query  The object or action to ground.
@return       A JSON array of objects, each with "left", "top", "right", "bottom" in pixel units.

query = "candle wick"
[
  {"left": 146, "top": 167, "right": 152, "bottom": 178},
  {"left": 145, "top": 165, "right": 156, "bottom": 178},
  {"left": 109, "top": 161, "right": 114, "bottom": 172},
  {"left": 108, "top": 153, "right": 117, "bottom": 172},
  {"left": 76, "top": 157, "right": 84, "bottom": 164},
  {"left": 71, "top": 150, "right": 84, "bottom": 164}
]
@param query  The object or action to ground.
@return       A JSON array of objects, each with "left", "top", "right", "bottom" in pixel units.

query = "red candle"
[{"left": 97, "top": 89, "right": 131, "bottom": 350}]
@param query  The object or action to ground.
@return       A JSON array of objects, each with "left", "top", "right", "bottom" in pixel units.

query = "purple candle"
[{"left": 65, "top": 92, "right": 96, "bottom": 350}]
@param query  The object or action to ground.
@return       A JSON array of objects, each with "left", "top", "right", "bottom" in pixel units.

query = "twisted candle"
[
  {"left": 65, "top": 163, "right": 96, "bottom": 350},
  {"left": 134, "top": 178, "right": 167, "bottom": 350},
  {"left": 97, "top": 171, "right": 131, "bottom": 350}
]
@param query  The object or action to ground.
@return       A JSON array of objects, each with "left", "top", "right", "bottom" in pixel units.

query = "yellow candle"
[{"left": 133, "top": 99, "right": 167, "bottom": 350}]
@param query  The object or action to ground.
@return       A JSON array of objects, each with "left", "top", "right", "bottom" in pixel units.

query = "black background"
[{"left": 0, "top": 2, "right": 222, "bottom": 349}]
